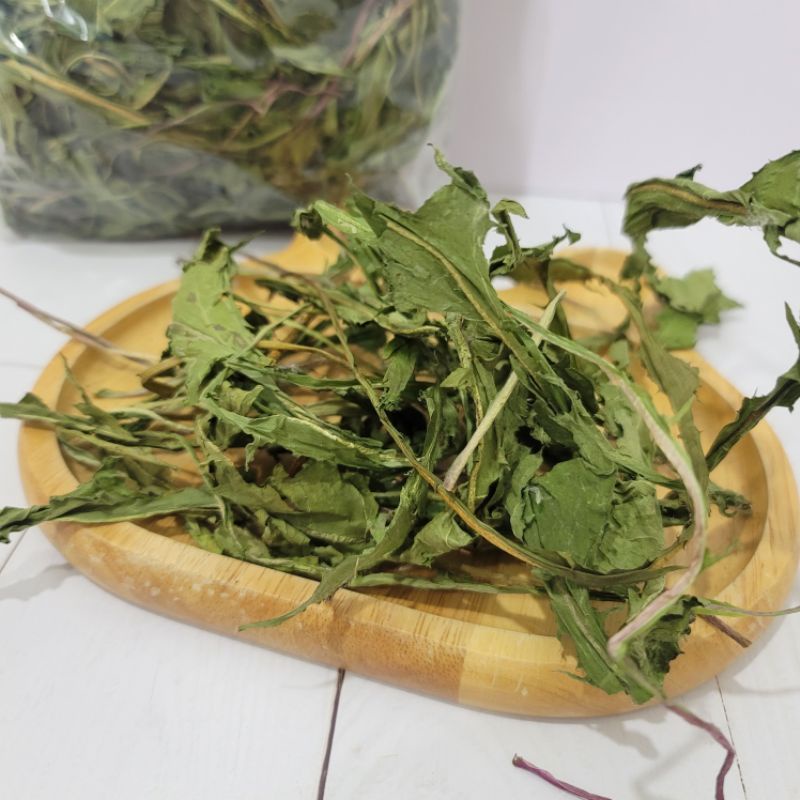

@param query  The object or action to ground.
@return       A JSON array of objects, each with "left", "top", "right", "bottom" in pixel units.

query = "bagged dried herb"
[{"left": 0, "top": 0, "right": 458, "bottom": 238}]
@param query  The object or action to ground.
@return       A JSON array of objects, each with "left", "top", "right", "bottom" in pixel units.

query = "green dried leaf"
[
  {"left": 625, "top": 151, "right": 800, "bottom": 271},
  {"left": 168, "top": 230, "right": 254, "bottom": 402},
  {"left": 623, "top": 596, "right": 699, "bottom": 694},
  {"left": 400, "top": 511, "right": 472, "bottom": 566},
  {"left": 706, "top": 305, "right": 800, "bottom": 471},
  {"left": 0, "top": 460, "right": 216, "bottom": 543},
  {"left": 654, "top": 307, "right": 699, "bottom": 350},
  {"left": 651, "top": 269, "right": 740, "bottom": 325}
]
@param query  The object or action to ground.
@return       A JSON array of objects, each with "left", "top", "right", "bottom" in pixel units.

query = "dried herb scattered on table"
[
  {"left": 0, "top": 0, "right": 457, "bottom": 238},
  {"left": 1, "top": 151, "right": 799, "bottom": 799}
]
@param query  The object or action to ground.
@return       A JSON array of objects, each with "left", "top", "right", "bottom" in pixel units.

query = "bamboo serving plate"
[{"left": 18, "top": 237, "right": 800, "bottom": 718}]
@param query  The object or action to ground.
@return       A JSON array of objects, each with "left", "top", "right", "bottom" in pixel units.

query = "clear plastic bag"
[{"left": 0, "top": 0, "right": 458, "bottom": 239}]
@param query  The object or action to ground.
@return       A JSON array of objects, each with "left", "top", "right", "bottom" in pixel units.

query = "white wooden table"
[{"left": 0, "top": 198, "right": 798, "bottom": 800}]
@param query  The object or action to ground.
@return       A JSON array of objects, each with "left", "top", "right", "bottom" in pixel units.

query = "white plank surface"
[
  {"left": 324, "top": 675, "right": 744, "bottom": 800},
  {"left": 715, "top": 610, "right": 800, "bottom": 800},
  {"left": 0, "top": 527, "right": 340, "bottom": 800},
  {"left": 1, "top": 198, "right": 798, "bottom": 799}
]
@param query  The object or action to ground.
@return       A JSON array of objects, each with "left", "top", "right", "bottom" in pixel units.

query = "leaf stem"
[
  {"left": 0, "top": 61, "right": 149, "bottom": 126},
  {"left": 0, "top": 286, "right": 155, "bottom": 366},
  {"left": 443, "top": 292, "right": 564, "bottom": 491},
  {"left": 699, "top": 615, "right": 752, "bottom": 648},
  {"left": 666, "top": 703, "right": 735, "bottom": 800},
  {"left": 512, "top": 755, "right": 612, "bottom": 800}
]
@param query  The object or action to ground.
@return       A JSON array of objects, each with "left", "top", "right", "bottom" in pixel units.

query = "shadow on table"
[
  {"left": 709, "top": 612, "right": 800, "bottom": 697},
  {"left": 0, "top": 561, "right": 75, "bottom": 601}
]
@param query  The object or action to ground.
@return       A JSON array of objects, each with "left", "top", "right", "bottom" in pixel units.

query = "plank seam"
[
  {"left": 316, "top": 668, "right": 346, "bottom": 800},
  {"left": 715, "top": 677, "right": 749, "bottom": 800},
  {"left": 0, "top": 529, "right": 29, "bottom": 578}
]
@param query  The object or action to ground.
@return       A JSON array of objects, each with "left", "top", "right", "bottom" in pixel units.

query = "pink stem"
[
  {"left": 666, "top": 704, "right": 735, "bottom": 800},
  {"left": 512, "top": 755, "right": 613, "bottom": 800}
]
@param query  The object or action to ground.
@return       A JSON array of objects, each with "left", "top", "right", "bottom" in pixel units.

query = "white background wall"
[{"left": 446, "top": 0, "right": 800, "bottom": 200}]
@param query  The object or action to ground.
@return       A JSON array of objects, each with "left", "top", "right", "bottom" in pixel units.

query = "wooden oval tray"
[{"left": 18, "top": 238, "right": 800, "bottom": 718}]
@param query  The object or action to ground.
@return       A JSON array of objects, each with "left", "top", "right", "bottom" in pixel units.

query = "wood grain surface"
[{"left": 17, "top": 237, "right": 800, "bottom": 718}]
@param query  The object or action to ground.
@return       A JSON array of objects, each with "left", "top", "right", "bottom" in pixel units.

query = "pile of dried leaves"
[{"left": 2, "top": 150, "right": 800, "bottom": 799}]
